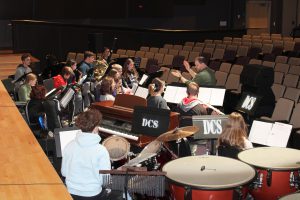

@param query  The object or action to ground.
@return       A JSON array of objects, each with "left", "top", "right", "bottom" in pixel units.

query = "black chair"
[{"left": 217, "top": 144, "right": 241, "bottom": 159}]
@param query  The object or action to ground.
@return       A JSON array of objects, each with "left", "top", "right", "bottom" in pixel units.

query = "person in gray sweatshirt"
[{"left": 147, "top": 78, "right": 169, "bottom": 110}]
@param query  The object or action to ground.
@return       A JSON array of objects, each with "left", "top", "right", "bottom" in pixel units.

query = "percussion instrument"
[
  {"left": 238, "top": 147, "right": 300, "bottom": 200},
  {"left": 102, "top": 135, "right": 130, "bottom": 168},
  {"left": 157, "top": 126, "right": 199, "bottom": 142},
  {"left": 279, "top": 192, "right": 300, "bottom": 200},
  {"left": 163, "top": 155, "right": 256, "bottom": 200}
]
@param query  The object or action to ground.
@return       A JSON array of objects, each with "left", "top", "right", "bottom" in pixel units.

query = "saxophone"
[{"left": 93, "top": 59, "right": 109, "bottom": 82}]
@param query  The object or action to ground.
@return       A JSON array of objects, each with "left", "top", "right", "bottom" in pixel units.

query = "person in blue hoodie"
[{"left": 61, "top": 109, "right": 111, "bottom": 200}]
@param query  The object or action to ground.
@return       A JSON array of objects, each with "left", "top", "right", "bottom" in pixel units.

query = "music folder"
[
  {"left": 54, "top": 127, "right": 80, "bottom": 157},
  {"left": 132, "top": 106, "right": 170, "bottom": 137},
  {"left": 133, "top": 85, "right": 149, "bottom": 99},
  {"left": 249, "top": 120, "right": 292, "bottom": 147},
  {"left": 192, "top": 115, "right": 229, "bottom": 139}
]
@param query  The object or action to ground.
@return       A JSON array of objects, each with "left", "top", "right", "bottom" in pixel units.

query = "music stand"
[{"left": 54, "top": 127, "right": 79, "bottom": 157}]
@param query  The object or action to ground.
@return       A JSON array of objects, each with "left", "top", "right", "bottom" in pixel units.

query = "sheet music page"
[
  {"left": 139, "top": 74, "right": 148, "bottom": 85},
  {"left": 198, "top": 87, "right": 212, "bottom": 104},
  {"left": 134, "top": 87, "right": 149, "bottom": 99},
  {"left": 249, "top": 120, "right": 273, "bottom": 145},
  {"left": 60, "top": 88, "right": 75, "bottom": 108},
  {"left": 266, "top": 122, "right": 293, "bottom": 147},
  {"left": 210, "top": 88, "right": 226, "bottom": 106},
  {"left": 131, "top": 83, "right": 138, "bottom": 94},
  {"left": 174, "top": 87, "right": 187, "bottom": 104},
  {"left": 60, "top": 130, "right": 78, "bottom": 156},
  {"left": 78, "top": 75, "right": 87, "bottom": 85},
  {"left": 163, "top": 86, "right": 178, "bottom": 103}
]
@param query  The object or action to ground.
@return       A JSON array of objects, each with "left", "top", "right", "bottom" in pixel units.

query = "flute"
[{"left": 199, "top": 100, "right": 225, "bottom": 115}]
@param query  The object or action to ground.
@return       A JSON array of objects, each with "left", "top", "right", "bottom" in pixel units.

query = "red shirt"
[{"left": 53, "top": 75, "right": 67, "bottom": 89}]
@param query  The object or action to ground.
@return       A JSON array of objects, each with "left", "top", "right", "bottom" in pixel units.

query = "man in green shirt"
[{"left": 172, "top": 56, "right": 216, "bottom": 86}]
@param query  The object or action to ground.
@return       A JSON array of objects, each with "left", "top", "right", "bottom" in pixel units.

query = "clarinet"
[{"left": 198, "top": 100, "right": 225, "bottom": 115}]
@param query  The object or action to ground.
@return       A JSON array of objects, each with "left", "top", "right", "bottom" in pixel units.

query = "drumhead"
[
  {"left": 238, "top": 147, "right": 300, "bottom": 170},
  {"left": 140, "top": 140, "right": 162, "bottom": 155},
  {"left": 102, "top": 136, "right": 130, "bottom": 161},
  {"left": 162, "top": 155, "right": 256, "bottom": 190},
  {"left": 279, "top": 193, "right": 300, "bottom": 200}
]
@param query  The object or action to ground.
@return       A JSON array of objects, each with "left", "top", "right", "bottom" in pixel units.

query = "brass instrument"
[{"left": 93, "top": 59, "right": 109, "bottom": 82}]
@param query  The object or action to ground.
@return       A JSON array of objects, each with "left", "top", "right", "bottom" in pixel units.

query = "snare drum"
[
  {"left": 163, "top": 155, "right": 256, "bottom": 200},
  {"left": 102, "top": 136, "right": 130, "bottom": 168},
  {"left": 279, "top": 192, "right": 300, "bottom": 200},
  {"left": 238, "top": 147, "right": 300, "bottom": 200}
]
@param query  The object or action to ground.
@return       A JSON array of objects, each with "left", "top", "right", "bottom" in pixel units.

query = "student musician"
[
  {"left": 27, "top": 85, "right": 47, "bottom": 124},
  {"left": 172, "top": 56, "right": 216, "bottom": 87},
  {"left": 53, "top": 66, "right": 75, "bottom": 89},
  {"left": 217, "top": 112, "right": 253, "bottom": 159},
  {"left": 122, "top": 58, "right": 139, "bottom": 88},
  {"left": 78, "top": 51, "right": 95, "bottom": 76},
  {"left": 66, "top": 59, "right": 82, "bottom": 83},
  {"left": 18, "top": 73, "right": 37, "bottom": 102},
  {"left": 14, "top": 54, "right": 33, "bottom": 90},
  {"left": 96, "top": 76, "right": 115, "bottom": 102},
  {"left": 147, "top": 78, "right": 169, "bottom": 110},
  {"left": 61, "top": 109, "right": 113, "bottom": 200},
  {"left": 100, "top": 47, "right": 111, "bottom": 65},
  {"left": 107, "top": 69, "right": 124, "bottom": 95}
]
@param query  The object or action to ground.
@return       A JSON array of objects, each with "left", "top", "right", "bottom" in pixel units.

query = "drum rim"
[
  {"left": 238, "top": 147, "right": 300, "bottom": 171},
  {"left": 163, "top": 156, "right": 257, "bottom": 190}
]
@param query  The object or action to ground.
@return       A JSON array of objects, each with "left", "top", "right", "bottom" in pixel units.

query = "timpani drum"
[
  {"left": 279, "top": 192, "right": 300, "bottom": 200},
  {"left": 238, "top": 147, "right": 300, "bottom": 200},
  {"left": 102, "top": 136, "right": 130, "bottom": 168},
  {"left": 162, "top": 155, "right": 256, "bottom": 200}
]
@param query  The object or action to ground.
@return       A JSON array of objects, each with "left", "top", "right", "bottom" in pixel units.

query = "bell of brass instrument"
[{"left": 93, "top": 59, "right": 109, "bottom": 82}]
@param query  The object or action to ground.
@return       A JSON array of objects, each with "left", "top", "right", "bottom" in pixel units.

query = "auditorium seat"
[
  {"left": 66, "top": 52, "right": 76, "bottom": 61},
  {"left": 145, "top": 58, "right": 159, "bottom": 74},
  {"left": 215, "top": 71, "right": 228, "bottom": 86},
  {"left": 166, "top": 69, "right": 180, "bottom": 84},
  {"left": 262, "top": 61, "right": 275, "bottom": 68},
  {"left": 172, "top": 55, "right": 185, "bottom": 70},
  {"left": 135, "top": 51, "right": 146, "bottom": 58},
  {"left": 161, "top": 54, "right": 174, "bottom": 67},
  {"left": 216, "top": 44, "right": 227, "bottom": 49},
  {"left": 284, "top": 41, "right": 295, "bottom": 52},
  {"left": 249, "top": 59, "right": 262, "bottom": 65},
  {"left": 75, "top": 53, "right": 84, "bottom": 63},
  {"left": 262, "top": 39, "right": 272, "bottom": 44},
  {"left": 219, "top": 62, "right": 232, "bottom": 73},
  {"left": 154, "top": 53, "right": 165, "bottom": 64},
  {"left": 116, "top": 49, "right": 126, "bottom": 55},
  {"left": 139, "top": 58, "right": 148, "bottom": 70},
  {"left": 119, "top": 54, "right": 128, "bottom": 58},
  {"left": 289, "top": 65, "right": 300, "bottom": 75},
  {"left": 182, "top": 46, "right": 193, "bottom": 51},
  {"left": 242, "top": 38, "right": 251, "bottom": 42},
  {"left": 273, "top": 40, "right": 284, "bottom": 47},
  {"left": 233, "top": 37, "right": 242, "bottom": 43},
  {"left": 293, "top": 42, "right": 300, "bottom": 51},
  {"left": 140, "top": 46, "right": 150, "bottom": 52},
  {"left": 168, "top": 49, "right": 179, "bottom": 56},
  {"left": 230, "top": 65, "right": 243, "bottom": 75},
  {"left": 110, "top": 53, "right": 119, "bottom": 60},
  {"left": 261, "top": 98, "right": 294, "bottom": 122},
  {"left": 236, "top": 46, "right": 249, "bottom": 57},
  {"left": 204, "top": 39, "right": 213, "bottom": 44},
  {"left": 223, "top": 40, "right": 232, "bottom": 45},
  {"left": 178, "top": 50, "right": 189, "bottom": 59},
  {"left": 225, "top": 74, "right": 240, "bottom": 91},
  {"left": 274, "top": 71, "right": 284, "bottom": 84},
  {"left": 223, "top": 37, "right": 232, "bottom": 41},
  {"left": 290, "top": 103, "right": 300, "bottom": 128},
  {"left": 261, "top": 44, "right": 273, "bottom": 54},
  {"left": 149, "top": 47, "right": 159, "bottom": 53},
  {"left": 275, "top": 63, "right": 290, "bottom": 74},
  {"left": 275, "top": 56, "right": 288, "bottom": 64},
  {"left": 272, "top": 84, "right": 286, "bottom": 101},
  {"left": 195, "top": 42, "right": 205, "bottom": 47},
  {"left": 211, "top": 48, "right": 225, "bottom": 60},
  {"left": 192, "top": 47, "right": 203, "bottom": 54},
  {"left": 202, "top": 47, "right": 214, "bottom": 56},
  {"left": 252, "top": 39, "right": 262, "bottom": 44},
  {"left": 184, "top": 41, "right": 195, "bottom": 47},
  {"left": 159, "top": 67, "right": 170, "bottom": 81},
  {"left": 294, "top": 38, "right": 300, "bottom": 43},
  {"left": 205, "top": 43, "right": 216, "bottom": 49},
  {"left": 144, "top": 52, "right": 155, "bottom": 59},
  {"left": 213, "top": 40, "right": 223, "bottom": 44},
  {"left": 235, "top": 56, "right": 250, "bottom": 66},
  {"left": 226, "top": 45, "right": 238, "bottom": 52},
  {"left": 283, "top": 37, "right": 293, "bottom": 41},
  {"left": 164, "top": 44, "right": 173, "bottom": 49},
  {"left": 159, "top": 48, "right": 169, "bottom": 54},
  {"left": 173, "top": 45, "right": 183, "bottom": 50},
  {"left": 288, "top": 57, "right": 300, "bottom": 66},
  {"left": 283, "top": 74, "right": 299, "bottom": 87},
  {"left": 284, "top": 87, "right": 300, "bottom": 103},
  {"left": 242, "top": 42, "right": 252, "bottom": 47},
  {"left": 188, "top": 51, "right": 200, "bottom": 62},
  {"left": 231, "top": 41, "right": 242, "bottom": 46},
  {"left": 126, "top": 50, "right": 136, "bottom": 57}
]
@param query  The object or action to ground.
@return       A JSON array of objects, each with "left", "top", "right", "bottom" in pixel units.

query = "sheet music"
[
  {"left": 210, "top": 88, "right": 226, "bottom": 106},
  {"left": 163, "top": 86, "right": 179, "bottom": 103},
  {"left": 249, "top": 120, "right": 273, "bottom": 145},
  {"left": 60, "top": 88, "right": 75, "bottom": 108},
  {"left": 266, "top": 122, "right": 292, "bottom": 147},
  {"left": 198, "top": 87, "right": 211, "bottom": 104},
  {"left": 134, "top": 87, "right": 149, "bottom": 99},
  {"left": 173, "top": 87, "right": 187, "bottom": 104},
  {"left": 139, "top": 74, "right": 148, "bottom": 85},
  {"left": 59, "top": 130, "right": 78, "bottom": 156},
  {"left": 131, "top": 83, "right": 138, "bottom": 94},
  {"left": 78, "top": 75, "right": 87, "bottom": 85},
  {"left": 45, "top": 88, "right": 56, "bottom": 98}
]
